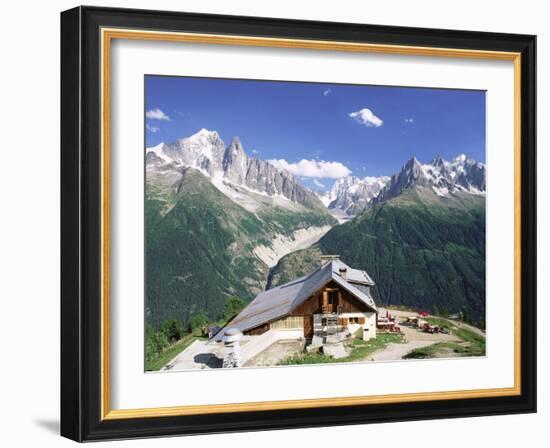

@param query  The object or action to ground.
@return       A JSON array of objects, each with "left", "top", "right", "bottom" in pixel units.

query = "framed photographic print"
[{"left": 60, "top": 6, "right": 537, "bottom": 442}]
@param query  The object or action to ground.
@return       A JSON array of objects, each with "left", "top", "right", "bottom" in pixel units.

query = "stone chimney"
[
  {"left": 319, "top": 254, "right": 340, "bottom": 267},
  {"left": 222, "top": 328, "right": 242, "bottom": 368},
  {"left": 339, "top": 267, "right": 347, "bottom": 280}
]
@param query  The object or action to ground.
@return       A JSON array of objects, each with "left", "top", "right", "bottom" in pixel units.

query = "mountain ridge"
[
  {"left": 147, "top": 129, "right": 326, "bottom": 212},
  {"left": 316, "top": 154, "right": 485, "bottom": 217},
  {"left": 320, "top": 175, "right": 390, "bottom": 215},
  {"left": 374, "top": 154, "right": 486, "bottom": 205}
]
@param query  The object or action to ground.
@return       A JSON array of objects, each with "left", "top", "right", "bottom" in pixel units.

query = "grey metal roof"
[
  {"left": 213, "top": 260, "right": 377, "bottom": 341},
  {"left": 331, "top": 259, "right": 375, "bottom": 286}
]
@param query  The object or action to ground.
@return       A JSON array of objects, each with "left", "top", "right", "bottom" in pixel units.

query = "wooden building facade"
[{"left": 214, "top": 259, "right": 378, "bottom": 342}]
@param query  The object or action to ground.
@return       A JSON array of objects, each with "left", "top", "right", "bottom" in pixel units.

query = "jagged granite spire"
[
  {"left": 374, "top": 154, "right": 486, "bottom": 204},
  {"left": 146, "top": 129, "right": 325, "bottom": 210}
]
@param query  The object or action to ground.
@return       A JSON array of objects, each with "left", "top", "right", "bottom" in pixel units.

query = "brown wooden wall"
[
  {"left": 292, "top": 289, "right": 323, "bottom": 316},
  {"left": 290, "top": 281, "right": 372, "bottom": 338},
  {"left": 243, "top": 281, "right": 372, "bottom": 338},
  {"left": 338, "top": 286, "right": 372, "bottom": 313},
  {"left": 245, "top": 323, "right": 270, "bottom": 336},
  {"left": 291, "top": 280, "right": 371, "bottom": 316}
]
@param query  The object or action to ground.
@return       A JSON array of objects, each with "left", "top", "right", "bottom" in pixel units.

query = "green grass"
[
  {"left": 404, "top": 318, "right": 486, "bottom": 359},
  {"left": 403, "top": 342, "right": 470, "bottom": 359},
  {"left": 452, "top": 327, "right": 486, "bottom": 356},
  {"left": 454, "top": 327, "right": 485, "bottom": 345},
  {"left": 424, "top": 317, "right": 457, "bottom": 331},
  {"left": 278, "top": 333, "right": 404, "bottom": 366},
  {"left": 146, "top": 334, "right": 204, "bottom": 371}
]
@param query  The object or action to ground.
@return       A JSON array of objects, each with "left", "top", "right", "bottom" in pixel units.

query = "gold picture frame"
[{"left": 61, "top": 6, "right": 536, "bottom": 441}]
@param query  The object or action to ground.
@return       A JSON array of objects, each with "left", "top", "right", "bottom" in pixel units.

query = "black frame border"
[{"left": 61, "top": 6, "right": 536, "bottom": 442}]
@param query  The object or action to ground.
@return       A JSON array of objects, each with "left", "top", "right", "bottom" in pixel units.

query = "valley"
[{"left": 146, "top": 128, "right": 487, "bottom": 332}]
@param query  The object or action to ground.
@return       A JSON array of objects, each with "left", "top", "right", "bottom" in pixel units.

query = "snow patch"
[
  {"left": 211, "top": 174, "right": 298, "bottom": 213},
  {"left": 432, "top": 186, "right": 449, "bottom": 196},
  {"left": 454, "top": 154, "right": 467, "bottom": 163},
  {"left": 211, "top": 174, "right": 259, "bottom": 213}
]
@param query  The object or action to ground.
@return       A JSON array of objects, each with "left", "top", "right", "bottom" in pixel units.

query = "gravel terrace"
[{"left": 369, "top": 308, "right": 463, "bottom": 361}]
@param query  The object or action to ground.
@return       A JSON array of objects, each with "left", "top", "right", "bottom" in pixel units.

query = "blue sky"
[{"left": 145, "top": 75, "right": 485, "bottom": 192}]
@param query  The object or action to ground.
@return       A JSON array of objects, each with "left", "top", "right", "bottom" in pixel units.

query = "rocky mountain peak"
[
  {"left": 403, "top": 156, "right": 422, "bottom": 172},
  {"left": 454, "top": 153, "right": 467, "bottom": 163},
  {"left": 227, "top": 136, "right": 244, "bottom": 151},
  {"left": 223, "top": 137, "right": 249, "bottom": 184},
  {"left": 180, "top": 128, "right": 222, "bottom": 149},
  {"left": 146, "top": 130, "right": 325, "bottom": 210},
  {"left": 430, "top": 155, "right": 446, "bottom": 167},
  {"left": 374, "top": 154, "right": 486, "bottom": 203},
  {"left": 325, "top": 174, "right": 390, "bottom": 216}
]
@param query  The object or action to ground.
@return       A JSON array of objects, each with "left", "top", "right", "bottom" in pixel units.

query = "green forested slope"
[
  {"left": 145, "top": 167, "right": 335, "bottom": 328},
  {"left": 146, "top": 169, "right": 265, "bottom": 328},
  {"left": 270, "top": 187, "right": 486, "bottom": 320}
]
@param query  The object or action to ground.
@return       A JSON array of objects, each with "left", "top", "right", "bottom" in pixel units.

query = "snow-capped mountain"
[
  {"left": 374, "top": 154, "right": 486, "bottom": 204},
  {"left": 146, "top": 129, "right": 325, "bottom": 211},
  {"left": 147, "top": 131, "right": 485, "bottom": 220},
  {"left": 320, "top": 175, "right": 390, "bottom": 216}
]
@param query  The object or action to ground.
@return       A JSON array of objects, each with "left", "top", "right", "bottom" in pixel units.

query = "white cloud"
[
  {"left": 146, "top": 108, "right": 171, "bottom": 121},
  {"left": 251, "top": 149, "right": 259, "bottom": 155},
  {"left": 349, "top": 108, "right": 383, "bottom": 127},
  {"left": 404, "top": 117, "right": 415, "bottom": 123},
  {"left": 323, "top": 88, "right": 331, "bottom": 97},
  {"left": 268, "top": 158, "right": 351, "bottom": 179},
  {"left": 146, "top": 123, "right": 160, "bottom": 133},
  {"left": 313, "top": 179, "right": 325, "bottom": 188}
]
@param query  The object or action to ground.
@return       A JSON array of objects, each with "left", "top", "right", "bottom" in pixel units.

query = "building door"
[
  {"left": 304, "top": 315, "right": 313, "bottom": 338},
  {"left": 327, "top": 289, "right": 339, "bottom": 313}
]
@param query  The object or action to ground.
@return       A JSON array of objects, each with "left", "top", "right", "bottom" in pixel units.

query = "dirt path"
[{"left": 368, "top": 308, "right": 463, "bottom": 361}]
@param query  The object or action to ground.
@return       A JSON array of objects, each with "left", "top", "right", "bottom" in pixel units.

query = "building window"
[
  {"left": 271, "top": 316, "right": 304, "bottom": 329},
  {"left": 348, "top": 317, "right": 367, "bottom": 325},
  {"left": 328, "top": 290, "right": 338, "bottom": 305}
]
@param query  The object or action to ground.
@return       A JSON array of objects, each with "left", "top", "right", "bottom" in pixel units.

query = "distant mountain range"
[
  {"left": 320, "top": 154, "right": 485, "bottom": 216},
  {"left": 147, "top": 129, "right": 486, "bottom": 216},
  {"left": 146, "top": 128, "right": 486, "bottom": 328},
  {"left": 374, "top": 154, "right": 486, "bottom": 204},
  {"left": 319, "top": 175, "right": 390, "bottom": 216},
  {"left": 147, "top": 128, "right": 325, "bottom": 212}
]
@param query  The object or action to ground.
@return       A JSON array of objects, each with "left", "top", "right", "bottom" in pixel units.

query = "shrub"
[
  {"left": 145, "top": 324, "right": 169, "bottom": 364},
  {"left": 160, "top": 318, "right": 185, "bottom": 342},
  {"left": 223, "top": 296, "right": 247, "bottom": 322},
  {"left": 189, "top": 312, "right": 209, "bottom": 336}
]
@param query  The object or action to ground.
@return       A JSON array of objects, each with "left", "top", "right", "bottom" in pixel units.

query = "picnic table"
[{"left": 377, "top": 321, "right": 402, "bottom": 333}]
